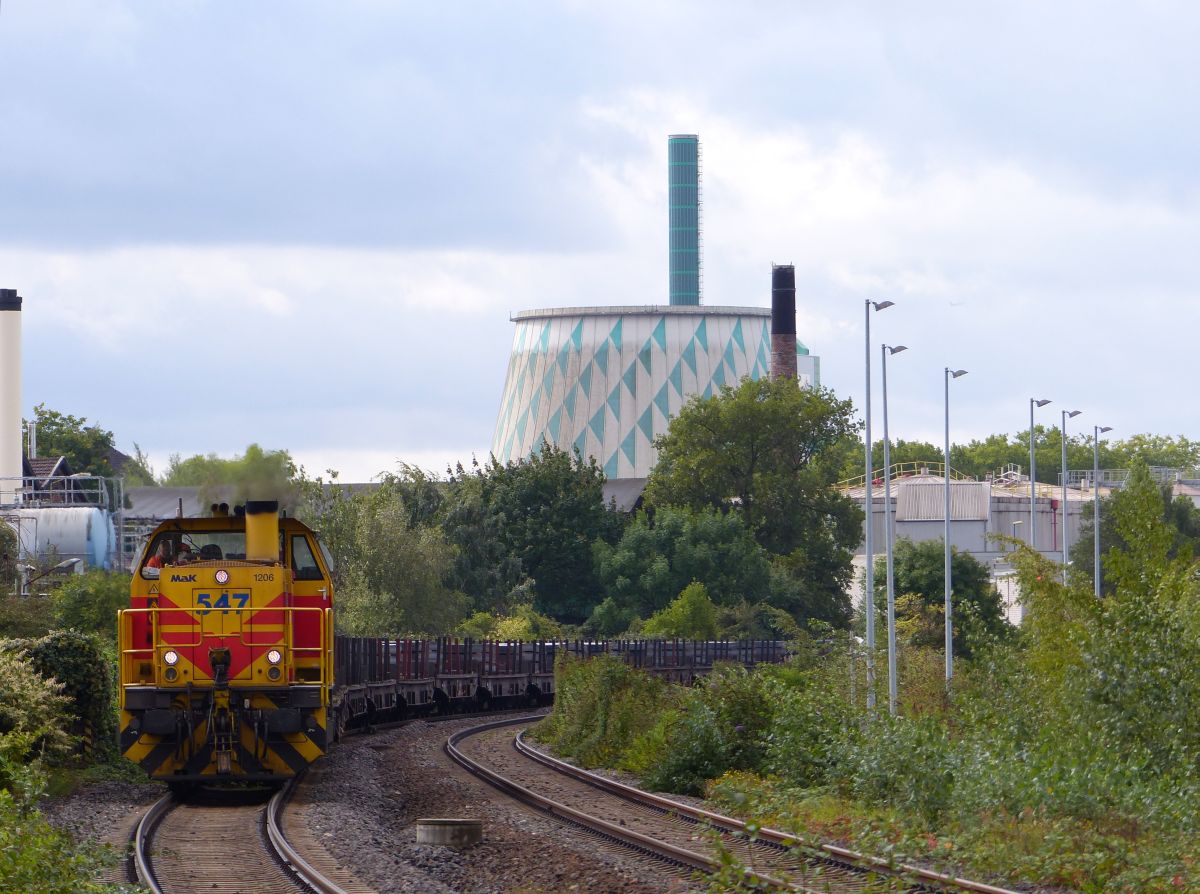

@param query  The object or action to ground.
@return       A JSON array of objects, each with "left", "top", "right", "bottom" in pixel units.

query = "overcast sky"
[{"left": 3, "top": 2, "right": 1198, "bottom": 481}]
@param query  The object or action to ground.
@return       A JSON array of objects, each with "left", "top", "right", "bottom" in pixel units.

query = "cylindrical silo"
[
  {"left": 668, "top": 135, "right": 701, "bottom": 306},
  {"left": 0, "top": 289, "right": 21, "bottom": 505}
]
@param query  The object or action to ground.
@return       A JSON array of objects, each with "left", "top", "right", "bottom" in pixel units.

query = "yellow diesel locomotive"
[{"left": 117, "top": 500, "right": 334, "bottom": 789}]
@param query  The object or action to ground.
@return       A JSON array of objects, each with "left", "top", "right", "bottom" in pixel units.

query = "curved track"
[
  {"left": 446, "top": 717, "right": 1025, "bottom": 894},
  {"left": 129, "top": 780, "right": 364, "bottom": 894}
]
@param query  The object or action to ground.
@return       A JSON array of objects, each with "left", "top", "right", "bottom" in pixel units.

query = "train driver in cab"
[{"left": 146, "top": 539, "right": 172, "bottom": 569}]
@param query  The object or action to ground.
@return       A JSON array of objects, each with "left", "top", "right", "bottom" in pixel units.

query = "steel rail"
[
  {"left": 445, "top": 716, "right": 789, "bottom": 889},
  {"left": 130, "top": 792, "right": 174, "bottom": 894},
  {"left": 266, "top": 776, "right": 351, "bottom": 894},
  {"left": 513, "top": 729, "right": 1024, "bottom": 894}
]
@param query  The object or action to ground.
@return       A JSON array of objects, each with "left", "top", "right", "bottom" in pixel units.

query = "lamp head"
[
  {"left": 1033, "top": 399, "right": 1052, "bottom": 407},
  {"left": 886, "top": 344, "right": 908, "bottom": 355},
  {"left": 1066, "top": 410, "right": 1082, "bottom": 418},
  {"left": 1098, "top": 426, "right": 1113, "bottom": 434},
  {"left": 871, "top": 300, "right": 895, "bottom": 311},
  {"left": 949, "top": 369, "right": 968, "bottom": 378}
]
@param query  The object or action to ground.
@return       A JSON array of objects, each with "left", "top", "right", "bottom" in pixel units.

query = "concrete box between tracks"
[{"left": 415, "top": 818, "right": 483, "bottom": 848}]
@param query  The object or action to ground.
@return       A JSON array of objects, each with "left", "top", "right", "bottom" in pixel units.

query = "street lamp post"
[
  {"left": 1094, "top": 425, "right": 1113, "bottom": 598},
  {"left": 882, "top": 343, "right": 907, "bottom": 716},
  {"left": 943, "top": 368, "right": 967, "bottom": 684},
  {"left": 1061, "top": 409, "right": 1082, "bottom": 575},
  {"left": 1029, "top": 399, "right": 1052, "bottom": 552},
  {"left": 863, "top": 299, "right": 894, "bottom": 712}
]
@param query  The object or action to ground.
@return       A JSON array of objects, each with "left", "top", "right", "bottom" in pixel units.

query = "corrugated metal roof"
[
  {"left": 896, "top": 481, "right": 990, "bottom": 521},
  {"left": 126, "top": 486, "right": 237, "bottom": 520}
]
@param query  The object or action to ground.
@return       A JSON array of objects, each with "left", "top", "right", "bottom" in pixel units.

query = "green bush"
[
  {"left": 10, "top": 630, "right": 114, "bottom": 751},
  {"left": 0, "top": 650, "right": 74, "bottom": 782},
  {"left": 536, "top": 654, "right": 666, "bottom": 768},
  {"left": 843, "top": 714, "right": 957, "bottom": 825},
  {"left": 637, "top": 665, "right": 778, "bottom": 796},
  {"left": 0, "top": 762, "right": 127, "bottom": 893},
  {"left": 764, "top": 672, "right": 856, "bottom": 788},
  {"left": 50, "top": 572, "right": 130, "bottom": 641}
]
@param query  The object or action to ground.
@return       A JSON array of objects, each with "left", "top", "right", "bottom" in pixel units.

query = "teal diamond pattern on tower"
[
  {"left": 651, "top": 317, "right": 666, "bottom": 350},
  {"left": 732, "top": 319, "right": 745, "bottom": 353},
  {"left": 548, "top": 409, "right": 562, "bottom": 443},
  {"left": 604, "top": 452, "right": 618, "bottom": 479},
  {"left": 609, "top": 319, "right": 623, "bottom": 351},
  {"left": 557, "top": 343, "right": 571, "bottom": 376},
  {"left": 681, "top": 339, "right": 697, "bottom": 375},
  {"left": 589, "top": 406, "right": 606, "bottom": 441},
  {"left": 694, "top": 318, "right": 708, "bottom": 351},
  {"left": 578, "top": 361, "right": 593, "bottom": 396},
  {"left": 563, "top": 385, "right": 578, "bottom": 421},
  {"left": 654, "top": 383, "right": 670, "bottom": 420},
  {"left": 622, "top": 361, "right": 637, "bottom": 398},
  {"left": 712, "top": 363, "right": 725, "bottom": 389},
  {"left": 669, "top": 359, "right": 684, "bottom": 396},
  {"left": 723, "top": 336, "right": 738, "bottom": 374},
  {"left": 574, "top": 429, "right": 587, "bottom": 456},
  {"left": 570, "top": 320, "right": 583, "bottom": 351},
  {"left": 637, "top": 406, "right": 653, "bottom": 442},
  {"left": 638, "top": 338, "right": 653, "bottom": 375},
  {"left": 515, "top": 409, "right": 529, "bottom": 444},
  {"left": 538, "top": 321, "right": 551, "bottom": 352},
  {"left": 529, "top": 389, "right": 541, "bottom": 422},
  {"left": 620, "top": 428, "right": 637, "bottom": 466},
  {"left": 595, "top": 343, "right": 609, "bottom": 376},
  {"left": 607, "top": 384, "right": 621, "bottom": 420}
]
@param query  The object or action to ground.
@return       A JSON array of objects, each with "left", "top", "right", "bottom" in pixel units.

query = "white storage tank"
[{"left": 10, "top": 507, "right": 116, "bottom": 571}]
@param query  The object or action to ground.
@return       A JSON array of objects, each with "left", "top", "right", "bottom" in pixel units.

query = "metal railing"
[
  {"left": 839, "top": 460, "right": 976, "bottom": 490},
  {"left": 117, "top": 606, "right": 333, "bottom": 697},
  {"left": 1064, "top": 466, "right": 1200, "bottom": 489}
]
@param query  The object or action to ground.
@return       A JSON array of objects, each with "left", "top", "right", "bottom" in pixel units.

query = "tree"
[
  {"left": 646, "top": 378, "right": 861, "bottom": 555},
  {"left": 163, "top": 443, "right": 297, "bottom": 507},
  {"left": 475, "top": 442, "right": 623, "bottom": 624},
  {"left": 874, "top": 537, "right": 1008, "bottom": 658},
  {"left": 333, "top": 487, "right": 469, "bottom": 635},
  {"left": 642, "top": 581, "right": 719, "bottom": 639},
  {"left": 25, "top": 404, "right": 117, "bottom": 476},
  {"left": 440, "top": 469, "right": 526, "bottom": 614},
  {"left": 593, "top": 507, "right": 770, "bottom": 620},
  {"left": 645, "top": 378, "right": 861, "bottom": 628},
  {"left": 119, "top": 444, "right": 158, "bottom": 486},
  {"left": 1070, "top": 473, "right": 1200, "bottom": 595}
]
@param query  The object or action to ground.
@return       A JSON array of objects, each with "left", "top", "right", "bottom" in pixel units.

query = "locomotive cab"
[{"left": 118, "top": 501, "right": 334, "bottom": 784}]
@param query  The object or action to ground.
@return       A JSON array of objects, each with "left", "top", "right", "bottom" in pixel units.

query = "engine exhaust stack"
[{"left": 245, "top": 500, "right": 280, "bottom": 562}]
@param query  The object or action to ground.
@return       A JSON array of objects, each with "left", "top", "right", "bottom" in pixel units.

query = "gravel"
[{"left": 302, "top": 716, "right": 700, "bottom": 893}]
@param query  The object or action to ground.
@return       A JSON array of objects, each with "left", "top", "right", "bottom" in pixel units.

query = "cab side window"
[{"left": 291, "top": 535, "right": 324, "bottom": 581}]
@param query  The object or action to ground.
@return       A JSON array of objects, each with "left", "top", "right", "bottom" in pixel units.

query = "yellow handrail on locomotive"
[{"left": 117, "top": 606, "right": 334, "bottom": 705}]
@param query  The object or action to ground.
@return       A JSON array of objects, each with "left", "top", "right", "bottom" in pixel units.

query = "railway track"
[
  {"left": 129, "top": 779, "right": 369, "bottom": 894},
  {"left": 446, "top": 716, "right": 1025, "bottom": 894}
]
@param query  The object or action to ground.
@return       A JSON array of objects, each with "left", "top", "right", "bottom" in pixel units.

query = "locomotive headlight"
[
  {"left": 266, "top": 649, "right": 282, "bottom": 665},
  {"left": 267, "top": 666, "right": 282, "bottom": 681},
  {"left": 163, "top": 650, "right": 180, "bottom": 666},
  {"left": 164, "top": 667, "right": 179, "bottom": 682}
]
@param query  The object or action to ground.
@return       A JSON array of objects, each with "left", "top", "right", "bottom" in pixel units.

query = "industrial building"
[{"left": 490, "top": 136, "right": 822, "bottom": 502}]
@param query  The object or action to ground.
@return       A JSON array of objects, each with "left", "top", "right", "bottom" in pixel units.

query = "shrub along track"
[
  {"left": 447, "top": 716, "right": 1027, "bottom": 894},
  {"left": 129, "top": 779, "right": 371, "bottom": 894}
]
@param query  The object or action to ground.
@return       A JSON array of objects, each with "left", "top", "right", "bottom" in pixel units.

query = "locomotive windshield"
[{"left": 140, "top": 530, "right": 252, "bottom": 578}]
